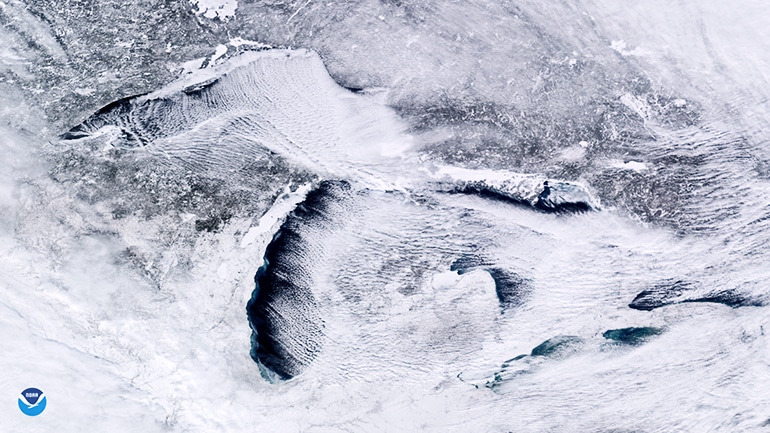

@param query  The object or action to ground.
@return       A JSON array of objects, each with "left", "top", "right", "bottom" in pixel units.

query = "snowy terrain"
[{"left": 2, "top": 1, "right": 770, "bottom": 432}]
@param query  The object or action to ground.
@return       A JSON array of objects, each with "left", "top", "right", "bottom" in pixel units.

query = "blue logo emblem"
[{"left": 18, "top": 388, "right": 46, "bottom": 416}]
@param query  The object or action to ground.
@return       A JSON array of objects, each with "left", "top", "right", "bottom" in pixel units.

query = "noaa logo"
[{"left": 18, "top": 388, "right": 46, "bottom": 416}]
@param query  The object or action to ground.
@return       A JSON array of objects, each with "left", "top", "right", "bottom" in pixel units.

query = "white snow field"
[{"left": 2, "top": 0, "right": 770, "bottom": 432}]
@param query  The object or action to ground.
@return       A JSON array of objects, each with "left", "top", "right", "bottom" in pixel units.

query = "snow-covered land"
[{"left": 2, "top": 0, "right": 770, "bottom": 431}]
